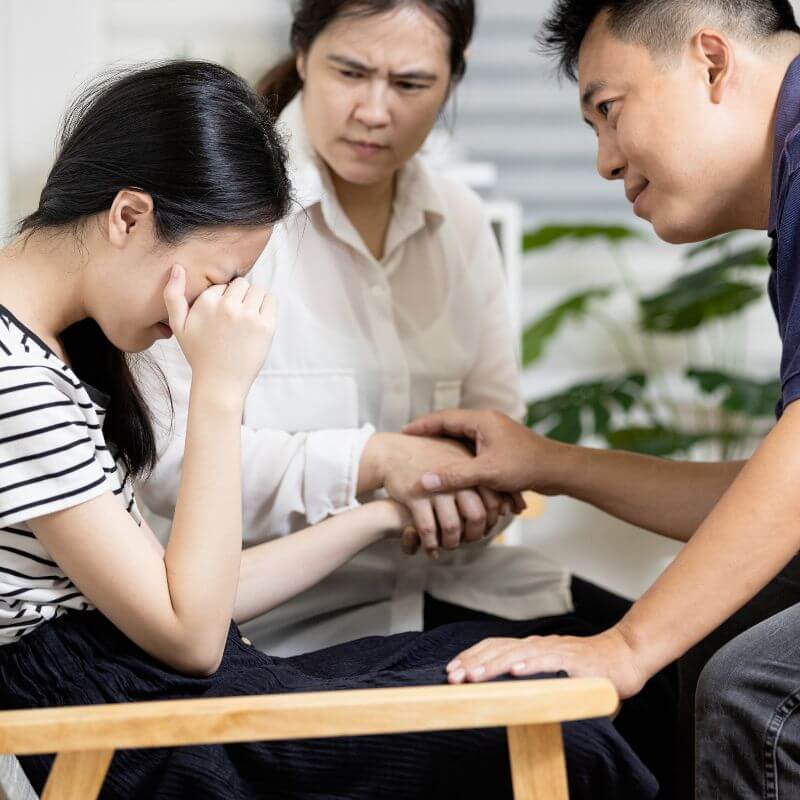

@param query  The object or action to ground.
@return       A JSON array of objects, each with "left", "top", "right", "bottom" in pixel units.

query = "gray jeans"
[{"left": 682, "top": 554, "right": 800, "bottom": 799}]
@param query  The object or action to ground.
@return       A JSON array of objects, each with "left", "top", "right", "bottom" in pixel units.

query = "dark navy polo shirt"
[{"left": 769, "top": 56, "right": 800, "bottom": 418}]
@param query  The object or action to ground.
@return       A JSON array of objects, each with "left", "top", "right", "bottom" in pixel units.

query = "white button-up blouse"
[{"left": 138, "top": 94, "right": 571, "bottom": 656}]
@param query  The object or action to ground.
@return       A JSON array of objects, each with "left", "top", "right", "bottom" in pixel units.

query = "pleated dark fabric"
[{"left": 0, "top": 610, "right": 657, "bottom": 799}]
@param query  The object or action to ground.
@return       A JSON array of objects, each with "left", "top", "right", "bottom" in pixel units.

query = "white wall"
[{"left": 0, "top": 0, "right": 290, "bottom": 239}]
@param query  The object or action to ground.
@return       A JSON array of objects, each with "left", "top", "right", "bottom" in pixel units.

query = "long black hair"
[
  {"left": 18, "top": 60, "right": 292, "bottom": 478},
  {"left": 256, "top": 0, "right": 475, "bottom": 113}
]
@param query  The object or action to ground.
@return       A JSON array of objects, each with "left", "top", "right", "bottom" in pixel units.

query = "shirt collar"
[
  {"left": 769, "top": 56, "right": 800, "bottom": 234},
  {"left": 277, "top": 92, "right": 447, "bottom": 236}
]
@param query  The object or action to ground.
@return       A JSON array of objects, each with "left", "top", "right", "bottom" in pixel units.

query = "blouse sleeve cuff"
[{"left": 302, "top": 424, "right": 376, "bottom": 524}]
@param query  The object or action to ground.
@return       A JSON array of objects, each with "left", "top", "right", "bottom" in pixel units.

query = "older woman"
[{"left": 141, "top": 0, "right": 571, "bottom": 656}]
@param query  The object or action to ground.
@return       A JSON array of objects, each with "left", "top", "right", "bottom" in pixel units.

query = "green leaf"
[
  {"left": 686, "top": 369, "right": 779, "bottom": 417},
  {"left": 526, "top": 373, "right": 647, "bottom": 444},
  {"left": 604, "top": 426, "right": 710, "bottom": 456},
  {"left": 545, "top": 407, "right": 582, "bottom": 443},
  {"left": 671, "top": 248, "right": 769, "bottom": 293},
  {"left": 640, "top": 244, "right": 769, "bottom": 333},
  {"left": 640, "top": 281, "right": 762, "bottom": 332},
  {"left": 685, "top": 233, "right": 743, "bottom": 258},
  {"left": 590, "top": 401, "right": 611, "bottom": 433},
  {"left": 522, "top": 288, "right": 613, "bottom": 365},
  {"left": 522, "top": 224, "right": 641, "bottom": 252}
]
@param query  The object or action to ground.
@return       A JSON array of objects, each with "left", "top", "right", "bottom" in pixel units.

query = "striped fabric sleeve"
[{"left": 0, "top": 370, "right": 109, "bottom": 527}]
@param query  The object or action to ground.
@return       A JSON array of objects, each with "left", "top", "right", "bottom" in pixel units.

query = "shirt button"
[
  {"left": 371, "top": 285, "right": 385, "bottom": 297},
  {"left": 241, "top": 636, "right": 253, "bottom": 646}
]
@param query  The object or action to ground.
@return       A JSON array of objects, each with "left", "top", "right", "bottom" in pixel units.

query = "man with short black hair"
[{"left": 405, "top": 1, "right": 800, "bottom": 796}]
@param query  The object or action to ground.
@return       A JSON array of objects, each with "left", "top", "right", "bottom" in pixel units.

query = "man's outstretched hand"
[{"left": 403, "top": 409, "right": 570, "bottom": 499}]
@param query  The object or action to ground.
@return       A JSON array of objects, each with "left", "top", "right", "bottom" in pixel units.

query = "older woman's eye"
[{"left": 396, "top": 80, "right": 426, "bottom": 91}]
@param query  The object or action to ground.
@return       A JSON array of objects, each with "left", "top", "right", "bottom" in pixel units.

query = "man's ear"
[
  {"left": 692, "top": 29, "right": 735, "bottom": 104},
  {"left": 296, "top": 51, "right": 307, "bottom": 83},
  {"left": 106, "top": 190, "right": 154, "bottom": 249}
]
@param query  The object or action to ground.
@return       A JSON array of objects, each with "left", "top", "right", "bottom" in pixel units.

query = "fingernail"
[
  {"left": 469, "top": 666, "right": 485, "bottom": 680},
  {"left": 430, "top": 549, "right": 440, "bottom": 560},
  {"left": 421, "top": 473, "right": 442, "bottom": 491},
  {"left": 170, "top": 264, "right": 181, "bottom": 281},
  {"left": 511, "top": 662, "right": 527, "bottom": 674},
  {"left": 446, "top": 659, "right": 461, "bottom": 672},
  {"left": 449, "top": 669, "right": 466, "bottom": 683}
]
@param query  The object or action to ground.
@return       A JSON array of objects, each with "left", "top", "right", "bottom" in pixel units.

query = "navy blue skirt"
[{"left": 0, "top": 611, "right": 657, "bottom": 799}]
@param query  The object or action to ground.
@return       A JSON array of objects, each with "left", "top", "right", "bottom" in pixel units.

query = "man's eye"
[
  {"left": 340, "top": 70, "right": 362, "bottom": 79},
  {"left": 598, "top": 101, "right": 612, "bottom": 117},
  {"left": 396, "top": 81, "right": 426, "bottom": 91}
]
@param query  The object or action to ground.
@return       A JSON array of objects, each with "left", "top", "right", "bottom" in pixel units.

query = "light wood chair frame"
[{"left": 0, "top": 677, "right": 618, "bottom": 800}]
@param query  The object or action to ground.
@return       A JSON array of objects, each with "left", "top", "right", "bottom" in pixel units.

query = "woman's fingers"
[
  {"left": 400, "top": 526, "right": 421, "bottom": 556},
  {"left": 455, "top": 490, "right": 488, "bottom": 542},
  {"left": 432, "top": 494, "right": 463, "bottom": 551},
  {"left": 260, "top": 291, "right": 277, "bottom": 320},
  {"left": 409, "top": 500, "right": 439, "bottom": 558},
  {"left": 242, "top": 284, "right": 266, "bottom": 312},
  {"left": 477, "top": 487, "right": 501, "bottom": 531},
  {"left": 163, "top": 264, "right": 189, "bottom": 333},
  {"left": 222, "top": 276, "right": 250, "bottom": 305}
]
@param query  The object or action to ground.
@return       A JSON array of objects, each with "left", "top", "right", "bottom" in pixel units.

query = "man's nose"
[{"left": 597, "top": 137, "right": 626, "bottom": 181}]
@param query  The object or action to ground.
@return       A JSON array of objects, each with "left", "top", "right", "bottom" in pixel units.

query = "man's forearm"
[
  {"left": 617, "top": 406, "right": 800, "bottom": 677},
  {"left": 553, "top": 444, "right": 745, "bottom": 541}
]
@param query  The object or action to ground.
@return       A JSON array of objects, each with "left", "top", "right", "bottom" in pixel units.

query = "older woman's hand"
[{"left": 398, "top": 485, "right": 515, "bottom": 556}]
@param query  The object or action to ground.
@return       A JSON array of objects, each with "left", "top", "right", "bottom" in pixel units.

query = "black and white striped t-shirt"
[{"left": 0, "top": 306, "right": 141, "bottom": 643}]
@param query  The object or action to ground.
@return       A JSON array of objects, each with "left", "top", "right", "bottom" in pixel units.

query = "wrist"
[
  {"left": 377, "top": 499, "right": 411, "bottom": 534},
  {"left": 542, "top": 440, "right": 592, "bottom": 496},
  {"left": 189, "top": 378, "right": 245, "bottom": 418},
  {"left": 609, "top": 620, "right": 655, "bottom": 695},
  {"left": 359, "top": 433, "right": 404, "bottom": 493},
  {"left": 357, "top": 499, "right": 409, "bottom": 541}
]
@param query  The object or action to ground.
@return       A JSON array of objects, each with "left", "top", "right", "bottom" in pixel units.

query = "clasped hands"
[{"left": 362, "top": 427, "right": 525, "bottom": 559}]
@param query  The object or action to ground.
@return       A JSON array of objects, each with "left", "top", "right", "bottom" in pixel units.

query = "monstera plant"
[{"left": 522, "top": 225, "right": 778, "bottom": 458}]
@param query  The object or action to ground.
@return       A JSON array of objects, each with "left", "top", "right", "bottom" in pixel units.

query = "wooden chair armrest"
[{"left": 0, "top": 678, "right": 617, "bottom": 755}]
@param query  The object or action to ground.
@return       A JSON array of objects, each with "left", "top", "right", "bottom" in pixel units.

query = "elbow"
[
  {"left": 181, "top": 652, "right": 222, "bottom": 678},
  {"left": 169, "top": 649, "right": 224, "bottom": 678},
  {"left": 184, "top": 656, "right": 223, "bottom": 678},
  {"left": 159, "top": 634, "right": 226, "bottom": 677}
]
